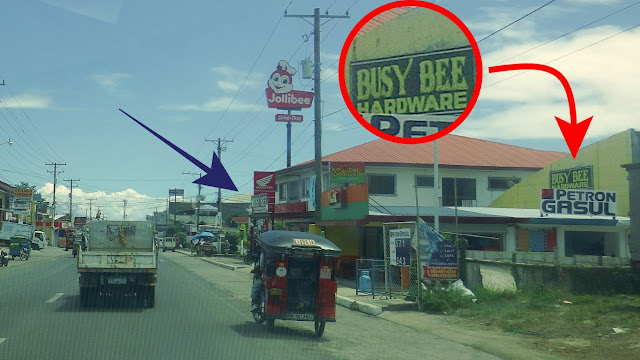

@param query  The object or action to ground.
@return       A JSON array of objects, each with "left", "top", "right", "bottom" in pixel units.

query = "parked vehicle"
[
  {"left": 162, "top": 237, "right": 175, "bottom": 252},
  {"left": 31, "top": 231, "right": 48, "bottom": 250},
  {"left": 78, "top": 221, "right": 157, "bottom": 307},
  {"left": 9, "top": 236, "right": 31, "bottom": 260},
  {"left": 0, "top": 222, "right": 34, "bottom": 247},
  {"left": 251, "top": 230, "right": 341, "bottom": 337}
]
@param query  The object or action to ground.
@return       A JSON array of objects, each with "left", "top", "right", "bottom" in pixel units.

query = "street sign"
[
  {"left": 389, "top": 228, "right": 411, "bottom": 266},
  {"left": 275, "top": 114, "right": 303, "bottom": 122}
]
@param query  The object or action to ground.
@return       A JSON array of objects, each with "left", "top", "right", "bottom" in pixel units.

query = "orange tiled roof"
[
  {"left": 285, "top": 135, "right": 568, "bottom": 171},
  {"left": 357, "top": 7, "right": 412, "bottom": 36}
]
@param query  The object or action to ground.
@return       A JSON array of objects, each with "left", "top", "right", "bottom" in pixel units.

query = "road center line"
[
  {"left": 0, "top": 338, "right": 6, "bottom": 345},
  {"left": 46, "top": 293, "right": 64, "bottom": 303}
]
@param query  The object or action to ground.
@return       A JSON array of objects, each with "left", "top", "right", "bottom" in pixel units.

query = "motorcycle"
[{"left": 0, "top": 250, "right": 8, "bottom": 267}]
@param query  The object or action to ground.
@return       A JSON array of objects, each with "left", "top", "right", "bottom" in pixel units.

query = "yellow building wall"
[
  {"left": 309, "top": 224, "right": 360, "bottom": 257},
  {"left": 490, "top": 129, "right": 634, "bottom": 216}
]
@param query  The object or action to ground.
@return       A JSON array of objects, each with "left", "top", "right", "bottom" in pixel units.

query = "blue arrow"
[{"left": 119, "top": 109, "right": 237, "bottom": 191}]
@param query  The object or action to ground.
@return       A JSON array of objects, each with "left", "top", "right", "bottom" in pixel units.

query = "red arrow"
[{"left": 488, "top": 63, "right": 592, "bottom": 159}]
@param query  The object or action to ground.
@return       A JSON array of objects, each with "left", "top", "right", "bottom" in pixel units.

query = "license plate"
[
  {"left": 107, "top": 277, "right": 127, "bottom": 285},
  {"left": 289, "top": 313, "right": 314, "bottom": 320}
]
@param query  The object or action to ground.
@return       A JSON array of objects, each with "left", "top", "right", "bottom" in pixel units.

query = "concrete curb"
[
  {"left": 336, "top": 294, "right": 383, "bottom": 316},
  {"left": 174, "top": 249, "right": 239, "bottom": 271},
  {"left": 201, "top": 257, "right": 237, "bottom": 271}
]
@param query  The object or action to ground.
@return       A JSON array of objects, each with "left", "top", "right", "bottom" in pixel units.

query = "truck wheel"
[
  {"left": 32, "top": 244, "right": 39, "bottom": 251},
  {"left": 145, "top": 287, "right": 155, "bottom": 308},
  {"left": 80, "top": 288, "right": 91, "bottom": 307}
]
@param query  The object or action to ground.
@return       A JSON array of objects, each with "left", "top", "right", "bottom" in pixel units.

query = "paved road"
[{"left": 0, "top": 248, "right": 500, "bottom": 360}]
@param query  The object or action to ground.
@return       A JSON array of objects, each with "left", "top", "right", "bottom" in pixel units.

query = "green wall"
[{"left": 490, "top": 129, "right": 635, "bottom": 217}]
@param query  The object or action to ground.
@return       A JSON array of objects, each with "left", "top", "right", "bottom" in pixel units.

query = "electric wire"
[{"left": 477, "top": 0, "right": 557, "bottom": 43}]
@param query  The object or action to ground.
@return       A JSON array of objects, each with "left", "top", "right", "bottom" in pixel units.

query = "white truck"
[
  {"left": 162, "top": 237, "right": 176, "bottom": 252},
  {"left": 32, "top": 230, "right": 48, "bottom": 250},
  {"left": 0, "top": 221, "right": 34, "bottom": 247},
  {"left": 78, "top": 221, "right": 157, "bottom": 308}
]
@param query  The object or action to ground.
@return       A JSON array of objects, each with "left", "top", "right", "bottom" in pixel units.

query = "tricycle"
[
  {"left": 9, "top": 236, "right": 31, "bottom": 260},
  {"left": 250, "top": 230, "right": 341, "bottom": 337}
]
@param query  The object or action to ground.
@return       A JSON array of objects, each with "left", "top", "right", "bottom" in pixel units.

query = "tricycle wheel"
[
  {"left": 20, "top": 252, "right": 28, "bottom": 261},
  {"left": 314, "top": 321, "right": 326, "bottom": 337},
  {"left": 266, "top": 319, "right": 275, "bottom": 331},
  {"left": 252, "top": 309, "right": 265, "bottom": 324}
]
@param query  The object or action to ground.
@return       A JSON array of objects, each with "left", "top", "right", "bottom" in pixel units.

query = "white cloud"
[
  {"left": 160, "top": 96, "right": 259, "bottom": 112},
  {"left": 38, "top": 183, "right": 165, "bottom": 221},
  {"left": 0, "top": 93, "right": 54, "bottom": 109},
  {"left": 210, "top": 66, "right": 264, "bottom": 92},
  {"left": 457, "top": 25, "right": 640, "bottom": 142},
  {"left": 42, "top": 0, "right": 124, "bottom": 24},
  {"left": 90, "top": 72, "right": 132, "bottom": 94}
]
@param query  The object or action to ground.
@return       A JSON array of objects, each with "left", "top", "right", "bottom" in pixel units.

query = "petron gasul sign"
[
  {"left": 265, "top": 60, "right": 314, "bottom": 110},
  {"left": 540, "top": 188, "right": 616, "bottom": 217}
]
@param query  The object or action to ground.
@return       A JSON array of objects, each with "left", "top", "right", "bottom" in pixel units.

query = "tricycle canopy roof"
[{"left": 256, "top": 230, "right": 341, "bottom": 256}]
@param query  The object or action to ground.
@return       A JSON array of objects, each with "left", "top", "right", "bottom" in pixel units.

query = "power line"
[
  {"left": 484, "top": 22, "right": 640, "bottom": 89},
  {"left": 477, "top": 0, "right": 557, "bottom": 43},
  {"left": 493, "top": 1, "right": 640, "bottom": 65}
]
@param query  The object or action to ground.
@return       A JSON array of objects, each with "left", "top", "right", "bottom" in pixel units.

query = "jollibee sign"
[
  {"left": 265, "top": 60, "right": 314, "bottom": 109},
  {"left": 540, "top": 188, "right": 616, "bottom": 217}
]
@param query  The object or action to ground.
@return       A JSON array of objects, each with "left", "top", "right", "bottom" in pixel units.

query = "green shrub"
[{"left": 419, "top": 287, "right": 474, "bottom": 314}]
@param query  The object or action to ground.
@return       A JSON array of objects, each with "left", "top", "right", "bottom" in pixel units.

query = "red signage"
[
  {"left": 274, "top": 201, "right": 308, "bottom": 214},
  {"left": 266, "top": 88, "right": 314, "bottom": 109},
  {"left": 275, "top": 114, "right": 303, "bottom": 122},
  {"left": 265, "top": 60, "right": 314, "bottom": 110},
  {"left": 254, "top": 171, "right": 276, "bottom": 213}
]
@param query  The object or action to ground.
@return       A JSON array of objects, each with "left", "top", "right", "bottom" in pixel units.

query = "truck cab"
[{"left": 32, "top": 231, "right": 48, "bottom": 250}]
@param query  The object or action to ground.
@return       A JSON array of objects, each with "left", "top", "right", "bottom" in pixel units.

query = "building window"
[
  {"left": 287, "top": 180, "right": 300, "bottom": 202},
  {"left": 302, "top": 178, "right": 310, "bottom": 197},
  {"left": 442, "top": 178, "right": 476, "bottom": 206},
  {"left": 488, "top": 177, "right": 520, "bottom": 190},
  {"left": 416, "top": 175, "right": 434, "bottom": 187},
  {"left": 278, "top": 183, "right": 286, "bottom": 201},
  {"left": 368, "top": 174, "right": 395, "bottom": 195}
]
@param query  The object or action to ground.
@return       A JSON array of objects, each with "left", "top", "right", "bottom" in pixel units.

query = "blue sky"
[{"left": 1, "top": 0, "right": 638, "bottom": 220}]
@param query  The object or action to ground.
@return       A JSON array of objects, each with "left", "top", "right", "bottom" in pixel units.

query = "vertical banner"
[{"left": 417, "top": 217, "right": 458, "bottom": 279}]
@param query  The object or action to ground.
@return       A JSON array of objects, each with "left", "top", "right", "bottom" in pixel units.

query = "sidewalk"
[{"left": 174, "top": 249, "right": 416, "bottom": 316}]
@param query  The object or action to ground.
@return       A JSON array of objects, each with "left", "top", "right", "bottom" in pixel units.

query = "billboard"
[
  {"left": 251, "top": 194, "right": 269, "bottom": 214},
  {"left": 254, "top": 171, "right": 275, "bottom": 213},
  {"left": 549, "top": 166, "right": 593, "bottom": 189},
  {"left": 350, "top": 47, "right": 474, "bottom": 117},
  {"left": 265, "top": 60, "right": 314, "bottom": 110},
  {"left": 330, "top": 162, "right": 366, "bottom": 183},
  {"left": 169, "top": 188, "right": 184, "bottom": 197},
  {"left": 540, "top": 189, "right": 616, "bottom": 217}
]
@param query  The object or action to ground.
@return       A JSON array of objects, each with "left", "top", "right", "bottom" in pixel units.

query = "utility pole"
[
  {"left": 46, "top": 162, "right": 66, "bottom": 222},
  {"left": 64, "top": 178, "right": 79, "bottom": 227},
  {"left": 285, "top": 8, "right": 349, "bottom": 222},
  {"left": 86, "top": 198, "right": 96, "bottom": 220},
  {"left": 123, "top": 200, "right": 127, "bottom": 220},
  {"left": 206, "top": 138, "right": 233, "bottom": 226},
  {"left": 183, "top": 172, "right": 203, "bottom": 233}
]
